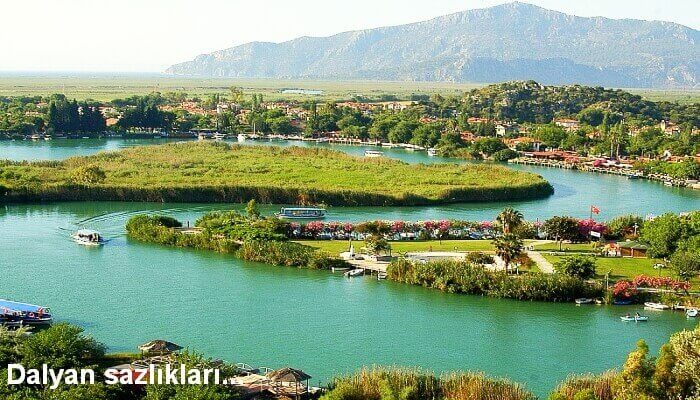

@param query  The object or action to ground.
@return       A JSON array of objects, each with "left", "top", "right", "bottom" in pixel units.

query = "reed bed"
[
  {"left": 549, "top": 371, "right": 617, "bottom": 400},
  {"left": 322, "top": 367, "right": 536, "bottom": 400},
  {"left": 0, "top": 142, "right": 553, "bottom": 205}
]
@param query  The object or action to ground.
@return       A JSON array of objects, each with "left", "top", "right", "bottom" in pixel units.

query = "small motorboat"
[
  {"left": 687, "top": 309, "right": 698, "bottom": 318},
  {"left": 72, "top": 229, "right": 105, "bottom": 246},
  {"left": 427, "top": 148, "right": 438, "bottom": 157},
  {"left": 331, "top": 266, "right": 351, "bottom": 273},
  {"left": 344, "top": 269, "right": 364, "bottom": 277},
  {"left": 575, "top": 298, "right": 593, "bottom": 305},
  {"left": 594, "top": 298, "right": 604, "bottom": 305},
  {"left": 621, "top": 315, "right": 648, "bottom": 322},
  {"left": 364, "top": 150, "right": 384, "bottom": 158},
  {"left": 613, "top": 299, "right": 633, "bottom": 305},
  {"left": 276, "top": 207, "right": 326, "bottom": 220},
  {"left": 377, "top": 272, "right": 388, "bottom": 280},
  {"left": 644, "top": 302, "right": 670, "bottom": 310}
]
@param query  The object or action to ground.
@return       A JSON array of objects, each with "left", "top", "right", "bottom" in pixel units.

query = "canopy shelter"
[
  {"left": 266, "top": 367, "right": 312, "bottom": 400},
  {"left": 138, "top": 340, "right": 183, "bottom": 355}
]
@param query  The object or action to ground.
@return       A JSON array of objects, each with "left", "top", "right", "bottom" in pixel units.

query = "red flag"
[{"left": 591, "top": 205, "right": 600, "bottom": 215}]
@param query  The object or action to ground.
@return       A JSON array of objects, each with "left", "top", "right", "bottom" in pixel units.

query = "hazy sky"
[{"left": 2, "top": 0, "right": 698, "bottom": 73}]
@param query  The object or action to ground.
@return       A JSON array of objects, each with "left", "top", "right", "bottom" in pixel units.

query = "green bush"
[
  {"left": 387, "top": 259, "right": 602, "bottom": 301},
  {"left": 554, "top": 255, "right": 597, "bottom": 280}
]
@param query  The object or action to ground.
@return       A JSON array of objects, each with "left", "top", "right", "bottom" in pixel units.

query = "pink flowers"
[
  {"left": 613, "top": 275, "right": 691, "bottom": 299},
  {"left": 578, "top": 218, "right": 607, "bottom": 237},
  {"left": 391, "top": 220, "right": 406, "bottom": 233}
]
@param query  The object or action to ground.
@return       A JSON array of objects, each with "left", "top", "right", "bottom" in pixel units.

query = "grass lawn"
[
  {"left": 296, "top": 239, "right": 497, "bottom": 254},
  {"left": 532, "top": 242, "right": 598, "bottom": 252},
  {"left": 542, "top": 254, "right": 700, "bottom": 286}
]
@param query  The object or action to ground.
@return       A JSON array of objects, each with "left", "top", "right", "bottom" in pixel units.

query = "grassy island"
[{"left": 0, "top": 142, "right": 552, "bottom": 205}]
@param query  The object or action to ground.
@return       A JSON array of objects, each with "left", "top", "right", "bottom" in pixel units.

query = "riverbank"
[
  {"left": 0, "top": 141, "right": 553, "bottom": 205},
  {"left": 509, "top": 156, "right": 700, "bottom": 189}
]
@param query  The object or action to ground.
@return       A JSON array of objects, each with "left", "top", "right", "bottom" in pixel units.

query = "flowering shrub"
[
  {"left": 631, "top": 275, "right": 691, "bottom": 292},
  {"left": 612, "top": 280, "right": 637, "bottom": 299},
  {"left": 578, "top": 218, "right": 608, "bottom": 239},
  {"left": 612, "top": 275, "right": 691, "bottom": 300}
]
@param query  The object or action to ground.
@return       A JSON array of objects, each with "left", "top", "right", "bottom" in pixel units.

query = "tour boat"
[
  {"left": 427, "top": 148, "right": 437, "bottom": 157},
  {"left": 276, "top": 207, "right": 326, "bottom": 219},
  {"left": 575, "top": 298, "right": 593, "bottom": 305},
  {"left": 644, "top": 302, "right": 670, "bottom": 310},
  {"left": 364, "top": 150, "right": 384, "bottom": 158},
  {"left": 344, "top": 269, "right": 364, "bottom": 277},
  {"left": 686, "top": 309, "right": 698, "bottom": 318},
  {"left": 72, "top": 229, "right": 105, "bottom": 246},
  {"left": 0, "top": 299, "right": 53, "bottom": 325},
  {"left": 620, "top": 315, "right": 648, "bottom": 322}
]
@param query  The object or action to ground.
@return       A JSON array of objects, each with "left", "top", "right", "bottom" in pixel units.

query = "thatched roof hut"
[
  {"left": 266, "top": 367, "right": 311, "bottom": 382},
  {"left": 138, "top": 340, "right": 183, "bottom": 354}
]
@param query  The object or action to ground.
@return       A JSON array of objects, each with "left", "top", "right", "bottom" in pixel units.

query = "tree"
[
  {"left": 496, "top": 207, "right": 524, "bottom": 234},
  {"left": 364, "top": 235, "right": 391, "bottom": 256},
  {"left": 543, "top": 216, "right": 580, "bottom": 250},
  {"left": 492, "top": 233, "right": 523, "bottom": 274},
  {"left": 669, "top": 250, "right": 700, "bottom": 281},
  {"left": 19, "top": 323, "right": 105, "bottom": 369},
  {"left": 607, "top": 214, "right": 643, "bottom": 239},
  {"left": 638, "top": 213, "right": 684, "bottom": 258},
  {"left": 613, "top": 340, "right": 656, "bottom": 399},
  {"left": 554, "top": 255, "right": 597, "bottom": 279},
  {"left": 245, "top": 199, "right": 260, "bottom": 220}
]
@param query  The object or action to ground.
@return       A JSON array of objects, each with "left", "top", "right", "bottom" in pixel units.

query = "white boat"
[
  {"left": 621, "top": 315, "right": 648, "bottom": 322},
  {"left": 575, "top": 298, "right": 593, "bottom": 305},
  {"left": 364, "top": 150, "right": 384, "bottom": 158},
  {"left": 344, "top": 269, "right": 364, "bottom": 277},
  {"left": 276, "top": 207, "right": 326, "bottom": 219},
  {"left": 377, "top": 272, "right": 388, "bottom": 280},
  {"left": 663, "top": 181, "right": 674, "bottom": 187},
  {"left": 72, "top": 229, "right": 104, "bottom": 246},
  {"left": 331, "top": 266, "right": 351, "bottom": 273},
  {"left": 644, "top": 302, "right": 670, "bottom": 310},
  {"left": 687, "top": 309, "right": 698, "bottom": 318},
  {"left": 427, "top": 148, "right": 438, "bottom": 157},
  {"left": 212, "top": 133, "right": 227, "bottom": 140},
  {"left": 237, "top": 134, "right": 247, "bottom": 142}
]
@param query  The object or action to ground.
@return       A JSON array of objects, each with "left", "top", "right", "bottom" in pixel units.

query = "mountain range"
[{"left": 166, "top": 2, "right": 699, "bottom": 88}]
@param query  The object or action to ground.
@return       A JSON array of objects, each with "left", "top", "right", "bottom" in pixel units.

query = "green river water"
[{"left": 0, "top": 139, "right": 698, "bottom": 396}]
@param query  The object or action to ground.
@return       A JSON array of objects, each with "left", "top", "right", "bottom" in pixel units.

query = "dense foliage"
[
  {"left": 386, "top": 259, "right": 602, "bottom": 302},
  {"left": 0, "top": 142, "right": 553, "bottom": 205}
]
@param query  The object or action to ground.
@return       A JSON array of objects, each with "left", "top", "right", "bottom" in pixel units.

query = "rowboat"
[
  {"left": 687, "top": 309, "right": 698, "bottom": 318},
  {"left": 344, "top": 269, "right": 364, "bottom": 277},
  {"left": 613, "top": 299, "right": 632, "bottom": 305},
  {"left": 621, "top": 315, "right": 648, "bottom": 322},
  {"left": 575, "top": 298, "right": 593, "bottom": 305},
  {"left": 644, "top": 302, "right": 670, "bottom": 310}
]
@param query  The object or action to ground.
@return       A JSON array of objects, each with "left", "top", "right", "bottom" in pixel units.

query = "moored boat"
[
  {"left": 575, "top": 298, "right": 593, "bottom": 305},
  {"left": 613, "top": 299, "right": 633, "bottom": 305},
  {"left": 212, "top": 132, "right": 227, "bottom": 140},
  {"left": 0, "top": 299, "right": 53, "bottom": 325},
  {"left": 687, "top": 309, "right": 698, "bottom": 318},
  {"left": 377, "top": 272, "right": 388, "bottom": 280},
  {"left": 644, "top": 302, "right": 670, "bottom": 310},
  {"left": 364, "top": 150, "right": 384, "bottom": 158},
  {"left": 344, "top": 269, "right": 364, "bottom": 277},
  {"left": 427, "top": 148, "right": 437, "bottom": 157},
  {"left": 72, "top": 229, "right": 105, "bottom": 246},
  {"left": 276, "top": 207, "right": 326, "bottom": 219}
]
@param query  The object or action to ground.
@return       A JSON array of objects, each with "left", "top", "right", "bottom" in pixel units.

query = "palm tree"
[
  {"left": 496, "top": 207, "right": 524, "bottom": 235},
  {"left": 493, "top": 234, "right": 524, "bottom": 274}
]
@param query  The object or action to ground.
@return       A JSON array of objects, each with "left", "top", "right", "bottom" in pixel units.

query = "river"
[{"left": 0, "top": 139, "right": 698, "bottom": 396}]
